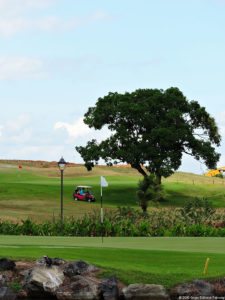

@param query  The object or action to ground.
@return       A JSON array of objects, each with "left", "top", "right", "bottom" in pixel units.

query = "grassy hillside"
[{"left": 0, "top": 161, "right": 225, "bottom": 221}]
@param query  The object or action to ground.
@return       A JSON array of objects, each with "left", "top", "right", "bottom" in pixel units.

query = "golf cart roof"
[{"left": 76, "top": 186, "right": 92, "bottom": 188}]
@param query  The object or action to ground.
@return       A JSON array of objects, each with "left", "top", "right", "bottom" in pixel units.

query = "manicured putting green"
[
  {"left": 1, "top": 236, "right": 225, "bottom": 254},
  {"left": 0, "top": 236, "right": 225, "bottom": 287}
]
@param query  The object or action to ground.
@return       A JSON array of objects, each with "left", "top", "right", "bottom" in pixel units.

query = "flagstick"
[{"left": 100, "top": 185, "right": 103, "bottom": 243}]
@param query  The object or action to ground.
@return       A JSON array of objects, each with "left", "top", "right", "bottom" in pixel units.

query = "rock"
[
  {"left": 99, "top": 277, "right": 119, "bottom": 300},
  {"left": 0, "top": 287, "right": 16, "bottom": 300},
  {"left": 36, "top": 257, "right": 66, "bottom": 267},
  {"left": 0, "top": 274, "right": 7, "bottom": 287},
  {"left": 63, "top": 260, "right": 98, "bottom": 277},
  {"left": 193, "top": 279, "right": 214, "bottom": 296},
  {"left": 56, "top": 275, "right": 100, "bottom": 300},
  {"left": 24, "top": 265, "right": 64, "bottom": 298},
  {"left": 16, "top": 289, "right": 28, "bottom": 299},
  {"left": 0, "top": 271, "right": 14, "bottom": 286},
  {"left": 0, "top": 272, "right": 13, "bottom": 288},
  {"left": 0, "top": 258, "right": 15, "bottom": 271},
  {"left": 122, "top": 284, "right": 170, "bottom": 300},
  {"left": 170, "top": 279, "right": 213, "bottom": 298},
  {"left": 211, "top": 278, "right": 225, "bottom": 296},
  {"left": 16, "top": 261, "right": 34, "bottom": 271},
  {"left": 52, "top": 258, "right": 66, "bottom": 266},
  {"left": 16, "top": 262, "right": 34, "bottom": 280}
]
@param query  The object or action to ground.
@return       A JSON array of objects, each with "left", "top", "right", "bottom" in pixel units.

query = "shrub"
[
  {"left": 0, "top": 205, "right": 225, "bottom": 237},
  {"left": 180, "top": 197, "right": 215, "bottom": 225},
  {"left": 137, "top": 175, "right": 163, "bottom": 213},
  {"left": 215, "top": 173, "right": 224, "bottom": 179}
]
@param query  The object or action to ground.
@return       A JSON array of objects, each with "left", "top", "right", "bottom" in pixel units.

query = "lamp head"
[{"left": 58, "top": 157, "right": 67, "bottom": 171}]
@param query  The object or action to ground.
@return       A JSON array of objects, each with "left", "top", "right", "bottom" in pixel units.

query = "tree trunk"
[
  {"left": 156, "top": 174, "right": 162, "bottom": 185},
  {"left": 141, "top": 201, "right": 148, "bottom": 214}
]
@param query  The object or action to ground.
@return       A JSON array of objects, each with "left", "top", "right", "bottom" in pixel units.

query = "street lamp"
[{"left": 58, "top": 157, "right": 67, "bottom": 223}]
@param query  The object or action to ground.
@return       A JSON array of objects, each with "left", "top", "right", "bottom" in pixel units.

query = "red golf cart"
[{"left": 73, "top": 186, "right": 96, "bottom": 202}]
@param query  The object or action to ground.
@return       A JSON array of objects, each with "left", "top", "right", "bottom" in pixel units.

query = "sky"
[{"left": 0, "top": 0, "right": 225, "bottom": 174}]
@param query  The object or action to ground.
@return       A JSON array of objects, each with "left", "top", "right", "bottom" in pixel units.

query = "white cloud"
[
  {"left": 0, "top": 114, "right": 33, "bottom": 144},
  {"left": 34, "top": 12, "right": 112, "bottom": 33},
  {"left": 0, "top": 125, "right": 3, "bottom": 137},
  {"left": 217, "top": 110, "right": 225, "bottom": 138},
  {"left": 0, "top": 115, "right": 110, "bottom": 163},
  {"left": 0, "top": 6, "right": 112, "bottom": 37},
  {"left": 4, "top": 145, "right": 65, "bottom": 161},
  {"left": 0, "top": 57, "right": 46, "bottom": 80},
  {"left": 0, "top": 113, "right": 73, "bottom": 161},
  {"left": 218, "top": 110, "right": 225, "bottom": 122},
  {"left": 54, "top": 117, "right": 112, "bottom": 162},
  {"left": 54, "top": 118, "right": 91, "bottom": 140},
  {"left": 10, "top": 128, "right": 33, "bottom": 143},
  {"left": 54, "top": 117, "right": 112, "bottom": 150},
  {"left": 0, "top": 17, "right": 75, "bottom": 37},
  {"left": 0, "top": 0, "right": 55, "bottom": 17},
  {"left": 218, "top": 111, "right": 225, "bottom": 126},
  {"left": 179, "top": 153, "right": 206, "bottom": 174},
  {"left": 219, "top": 127, "right": 225, "bottom": 138},
  {"left": 0, "top": 18, "right": 28, "bottom": 36},
  {"left": 5, "top": 114, "right": 30, "bottom": 132}
]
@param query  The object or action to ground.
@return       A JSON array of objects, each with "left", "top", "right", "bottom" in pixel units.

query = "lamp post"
[{"left": 58, "top": 157, "right": 67, "bottom": 223}]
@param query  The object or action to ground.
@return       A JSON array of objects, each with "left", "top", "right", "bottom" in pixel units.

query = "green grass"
[
  {"left": 1, "top": 164, "right": 224, "bottom": 287},
  {"left": 1, "top": 236, "right": 225, "bottom": 287},
  {"left": 1, "top": 164, "right": 225, "bottom": 221}
]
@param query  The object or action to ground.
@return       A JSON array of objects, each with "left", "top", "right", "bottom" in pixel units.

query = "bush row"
[{"left": 0, "top": 200, "right": 225, "bottom": 236}]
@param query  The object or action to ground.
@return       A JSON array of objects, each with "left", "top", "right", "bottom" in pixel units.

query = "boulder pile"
[{"left": 0, "top": 257, "right": 225, "bottom": 299}]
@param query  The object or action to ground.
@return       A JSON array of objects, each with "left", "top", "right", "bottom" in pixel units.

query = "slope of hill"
[{"left": 0, "top": 160, "right": 224, "bottom": 221}]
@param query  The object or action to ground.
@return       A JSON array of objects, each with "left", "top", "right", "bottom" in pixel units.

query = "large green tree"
[{"left": 76, "top": 87, "right": 221, "bottom": 183}]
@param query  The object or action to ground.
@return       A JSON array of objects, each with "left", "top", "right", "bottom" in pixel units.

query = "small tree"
[{"left": 137, "top": 174, "right": 163, "bottom": 213}]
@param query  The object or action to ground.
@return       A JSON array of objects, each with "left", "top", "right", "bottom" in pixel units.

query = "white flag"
[{"left": 100, "top": 176, "right": 108, "bottom": 187}]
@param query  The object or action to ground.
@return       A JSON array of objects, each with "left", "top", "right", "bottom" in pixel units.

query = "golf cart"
[{"left": 73, "top": 186, "right": 96, "bottom": 202}]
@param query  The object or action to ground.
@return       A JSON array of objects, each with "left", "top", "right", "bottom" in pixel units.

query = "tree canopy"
[{"left": 76, "top": 87, "right": 221, "bottom": 183}]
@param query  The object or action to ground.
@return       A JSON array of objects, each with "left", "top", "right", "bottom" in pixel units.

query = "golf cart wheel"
[
  {"left": 88, "top": 198, "right": 92, "bottom": 202},
  {"left": 74, "top": 197, "right": 78, "bottom": 201}
]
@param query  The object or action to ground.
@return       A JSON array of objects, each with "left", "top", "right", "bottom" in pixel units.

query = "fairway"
[
  {"left": 2, "top": 236, "right": 225, "bottom": 253},
  {"left": 1, "top": 162, "right": 225, "bottom": 221},
  {"left": 1, "top": 236, "right": 225, "bottom": 287}
]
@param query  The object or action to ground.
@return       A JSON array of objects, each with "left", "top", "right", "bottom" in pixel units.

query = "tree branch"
[
  {"left": 131, "top": 163, "right": 148, "bottom": 177},
  {"left": 183, "top": 150, "right": 193, "bottom": 156}
]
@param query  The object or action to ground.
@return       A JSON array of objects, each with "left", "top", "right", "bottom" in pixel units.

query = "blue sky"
[{"left": 0, "top": 0, "right": 225, "bottom": 174}]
